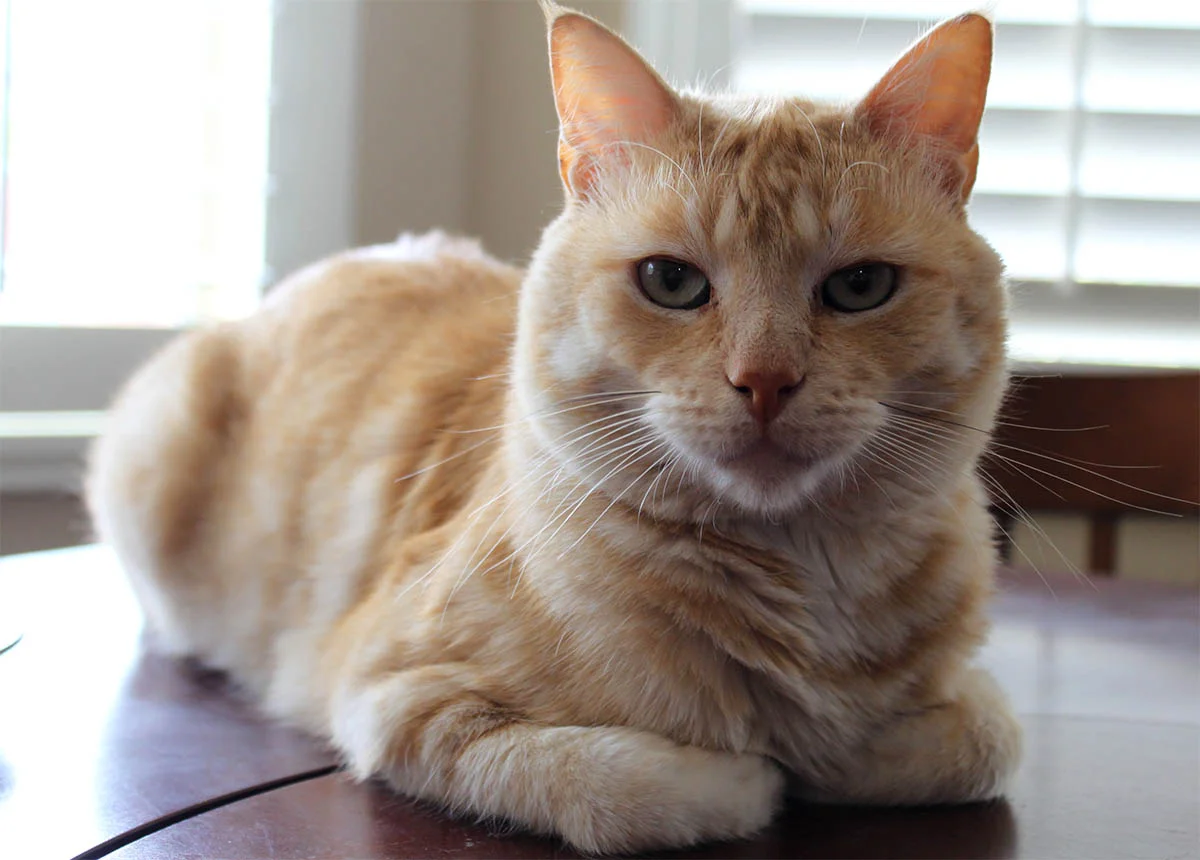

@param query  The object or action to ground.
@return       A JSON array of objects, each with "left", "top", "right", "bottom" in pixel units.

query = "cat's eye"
[
  {"left": 636, "top": 257, "right": 711, "bottom": 310},
  {"left": 821, "top": 263, "right": 898, "bottom": 313}
]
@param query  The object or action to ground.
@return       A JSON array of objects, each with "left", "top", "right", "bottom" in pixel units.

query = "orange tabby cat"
[{"left": 88, "top": 5, "right": 1020, "bottom": 853}]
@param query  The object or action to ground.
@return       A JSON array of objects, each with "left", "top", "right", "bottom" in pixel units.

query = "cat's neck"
[{"left": 500, "top": 414, "right": 980, "bottom": 604}]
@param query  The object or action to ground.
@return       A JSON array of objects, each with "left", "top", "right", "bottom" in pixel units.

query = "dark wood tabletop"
[{"left": 2, "top": 546, "right": 1196, "bottom": 860}]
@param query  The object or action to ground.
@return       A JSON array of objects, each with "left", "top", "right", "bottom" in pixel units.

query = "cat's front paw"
[
  {"left": 691, "top": 750, "right": 787, "bottom": 840},
  {"left": 558, "top": 743, "right": 785, "bottom": 855},
  {"left": 812, "top": 666, "right": 1022, "bottom": 807},
  {"left": 333, "top": 671, "right": 783, "bottom": 855}
]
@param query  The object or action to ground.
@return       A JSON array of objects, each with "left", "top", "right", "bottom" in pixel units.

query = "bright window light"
[{"left": 0, "top": 0, "right": 272, "bottom": 329}]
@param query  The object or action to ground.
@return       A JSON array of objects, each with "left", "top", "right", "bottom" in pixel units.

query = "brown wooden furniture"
[
  {"left": 990, "top": 372, "right": 1199, "bottom": 573},
  {"left": 1, "top": 546, "right": 1197, "bottom": 859}
]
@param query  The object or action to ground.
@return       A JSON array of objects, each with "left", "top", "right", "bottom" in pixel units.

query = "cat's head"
[{"left": 513, "top": 5, "right": 1007, "bottom": 520}]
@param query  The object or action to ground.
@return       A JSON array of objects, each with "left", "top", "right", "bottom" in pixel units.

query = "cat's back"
[
  {"left": 241, "top": 231, "right": 522, "bottom": 507},
  {"left": 259, "top": 231, "right": 520, "bottom": 357},
  {"left": 87, "top": 233, "right": 522, "bottom": 691}
]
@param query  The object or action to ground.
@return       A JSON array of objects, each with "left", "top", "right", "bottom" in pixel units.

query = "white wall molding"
[{"left": 0, "top": 438, "right": 88, "bottom": 494}]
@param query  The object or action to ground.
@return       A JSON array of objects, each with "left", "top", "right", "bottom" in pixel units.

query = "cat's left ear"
[
  {"left": 545, "top": 5, "right": 679, "bottom": 199},
  {"left": 855, "top": 13, "right": 993, "bottom": 201}
]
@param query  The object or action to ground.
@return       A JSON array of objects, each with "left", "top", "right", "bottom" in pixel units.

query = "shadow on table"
[{"left": 659, "top": 799, "right": 1017, "bottom": 859}]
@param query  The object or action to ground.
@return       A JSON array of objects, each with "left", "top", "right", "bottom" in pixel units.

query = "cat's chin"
[{"left": 707, "top": 441, "right": 840, "bottom": 517}]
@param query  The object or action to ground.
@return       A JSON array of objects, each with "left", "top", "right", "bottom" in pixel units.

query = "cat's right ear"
[{"left": 543, "top": 3, "right": 678, "bottom": 199}]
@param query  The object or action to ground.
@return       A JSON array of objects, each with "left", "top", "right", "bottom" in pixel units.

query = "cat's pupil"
[
  {"left": 660, "top": 263, "right": 687, "bottom": 292},
  {"left": 846, "top": 268, "right": 873, "bottom": 294}
]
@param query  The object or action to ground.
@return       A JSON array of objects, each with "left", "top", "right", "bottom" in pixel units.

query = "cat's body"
[{"left": 88, "top": 7, "right": 1021, "bottom": 853}]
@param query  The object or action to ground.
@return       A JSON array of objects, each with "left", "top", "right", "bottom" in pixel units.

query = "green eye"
[
  {"left": 821, "top": 263, "right": 898, "bottom": 313},
  {"left": 636, "top": 257, "right": 711, "bottom": 310}
]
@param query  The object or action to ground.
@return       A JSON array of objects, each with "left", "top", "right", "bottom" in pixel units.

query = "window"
[
  {"left": 0, "top": 0, "right": 271, "bottom": 328},
  {"left": 632, "top": 0, "right": 1200, "bottom": 369}
]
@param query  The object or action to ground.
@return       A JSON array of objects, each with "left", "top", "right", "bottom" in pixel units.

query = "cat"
[{"left": 87, "top": 4, "right": 1021, "bottom": 854}]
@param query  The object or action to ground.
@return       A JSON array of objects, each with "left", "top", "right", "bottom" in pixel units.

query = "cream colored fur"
[{"left": 88, "top": 8, "right": 1020, "bottom": 854}]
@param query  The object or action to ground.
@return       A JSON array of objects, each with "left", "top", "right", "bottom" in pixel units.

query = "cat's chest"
[
  {"left": 520, "top": 519, "right": 932, "bottom": 758},
  {"left": 691, "top": 531, "right": 914, "bottom": 677},
  {"left": 554, "top": 567, "right": 902, "bottom": 756},
  {"left": 562, "top": 613, "right": 887, "bottom": 771}
]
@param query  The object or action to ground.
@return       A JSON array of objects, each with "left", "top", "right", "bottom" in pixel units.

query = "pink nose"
[{"left": 727, "top": 368, "right": 804, "bottom": 427}]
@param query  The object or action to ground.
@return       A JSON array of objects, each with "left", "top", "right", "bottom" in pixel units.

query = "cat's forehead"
[
  {"left": 685, "top": 94, "right": 846, "bottom": 170},
  {"left": 659, "top": 95, "right": 877, "bottom": 265}
]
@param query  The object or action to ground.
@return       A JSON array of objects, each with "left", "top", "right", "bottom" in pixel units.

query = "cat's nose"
[{"left": 727, "top": 369, "right": 804, "bottom": 428}]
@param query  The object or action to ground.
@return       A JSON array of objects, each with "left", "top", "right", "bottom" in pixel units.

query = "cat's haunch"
[{"left": 87, "top": 5, "right": 1019, "bottom": 854}]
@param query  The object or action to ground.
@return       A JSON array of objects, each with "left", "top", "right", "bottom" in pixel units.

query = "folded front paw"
[
  {"left": 557, "top": 742, "right": 785, "bottom": 854},
  {"left": 809, "top": 667, "right": 1023, "bottom": 806}
]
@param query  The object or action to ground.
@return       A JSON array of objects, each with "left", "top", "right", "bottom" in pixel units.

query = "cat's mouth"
[
  {"left": 702, "top": 437, "right": 841, "bottom": 514},
  {"left": 717, "top": 439, "right": 820, "bottom": 475}
]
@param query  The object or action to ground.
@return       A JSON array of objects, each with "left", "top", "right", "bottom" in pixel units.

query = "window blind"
[{"left": 727, "top": 0, "right": 1200, "bottom": 368}]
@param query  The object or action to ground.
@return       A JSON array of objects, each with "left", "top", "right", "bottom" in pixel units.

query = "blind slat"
[
  {"left": 1075, "top": 199, "right": 1200, "bottom": 286},
  {"left": 968, "top": 195, "right": 1070, "bottom": 282},
  {"left": 1080, "top": 114, "right": 1200, "bottom": 201},
  {"left": 973, "top": 111, "right": 1200, "bottom": 201},
  {"left": 1085, "top": 28, "right": 1200, "bottom": 114},
  {"left": 737, "top": 17, "right": 1080, "bottom": 110}
]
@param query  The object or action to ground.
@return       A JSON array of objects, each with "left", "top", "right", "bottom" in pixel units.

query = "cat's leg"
[
  {"left": 804, "top": 666, "right": 1021, "bottom": 805},
  {"left": 331, "top": 664, "right": 784, "bottom": 854}
]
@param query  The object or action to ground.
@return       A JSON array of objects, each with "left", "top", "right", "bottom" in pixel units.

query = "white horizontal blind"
[
  {"left": 0, "top": 0, "right": 272, "bottom": 329},
  {"left": 730, "top": 0, "right": 1200, "bottom": 368}
]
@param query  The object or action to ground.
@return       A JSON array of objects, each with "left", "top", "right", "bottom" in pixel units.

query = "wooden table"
[{"left": 2, "top": 546, "right": 1196, "bottom": 860}]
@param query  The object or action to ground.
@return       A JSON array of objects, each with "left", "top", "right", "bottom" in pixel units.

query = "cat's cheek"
[
  {"left": 587, "top": 295, "right": 715, "bottom": 391},
  {"left": 937, "top": 330, "right": 985, "bottom": 381},
  {"left": 820, "top": 296, "right": 959, "bottom": 386},
  {"left": 545, "top": 318, "right": 604, "bottom": 387},
  {"left": 899, "top": 306, "right": 990, "bottom": 387}
]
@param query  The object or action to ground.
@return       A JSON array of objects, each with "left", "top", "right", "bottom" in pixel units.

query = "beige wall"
[
  {"left": 353, "top": 0, "right": 478, "bottom": 250},
  {"left": 268, "top": 0, "right": 627, "bottom": 276}
]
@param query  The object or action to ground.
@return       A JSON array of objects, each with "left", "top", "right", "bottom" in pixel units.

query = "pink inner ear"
[
  {"left": 857, "top": 14, "right": 992, "bottom": 188},
  {"left": 549, "top": 12, "right": 677, "bottom": 196}
]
